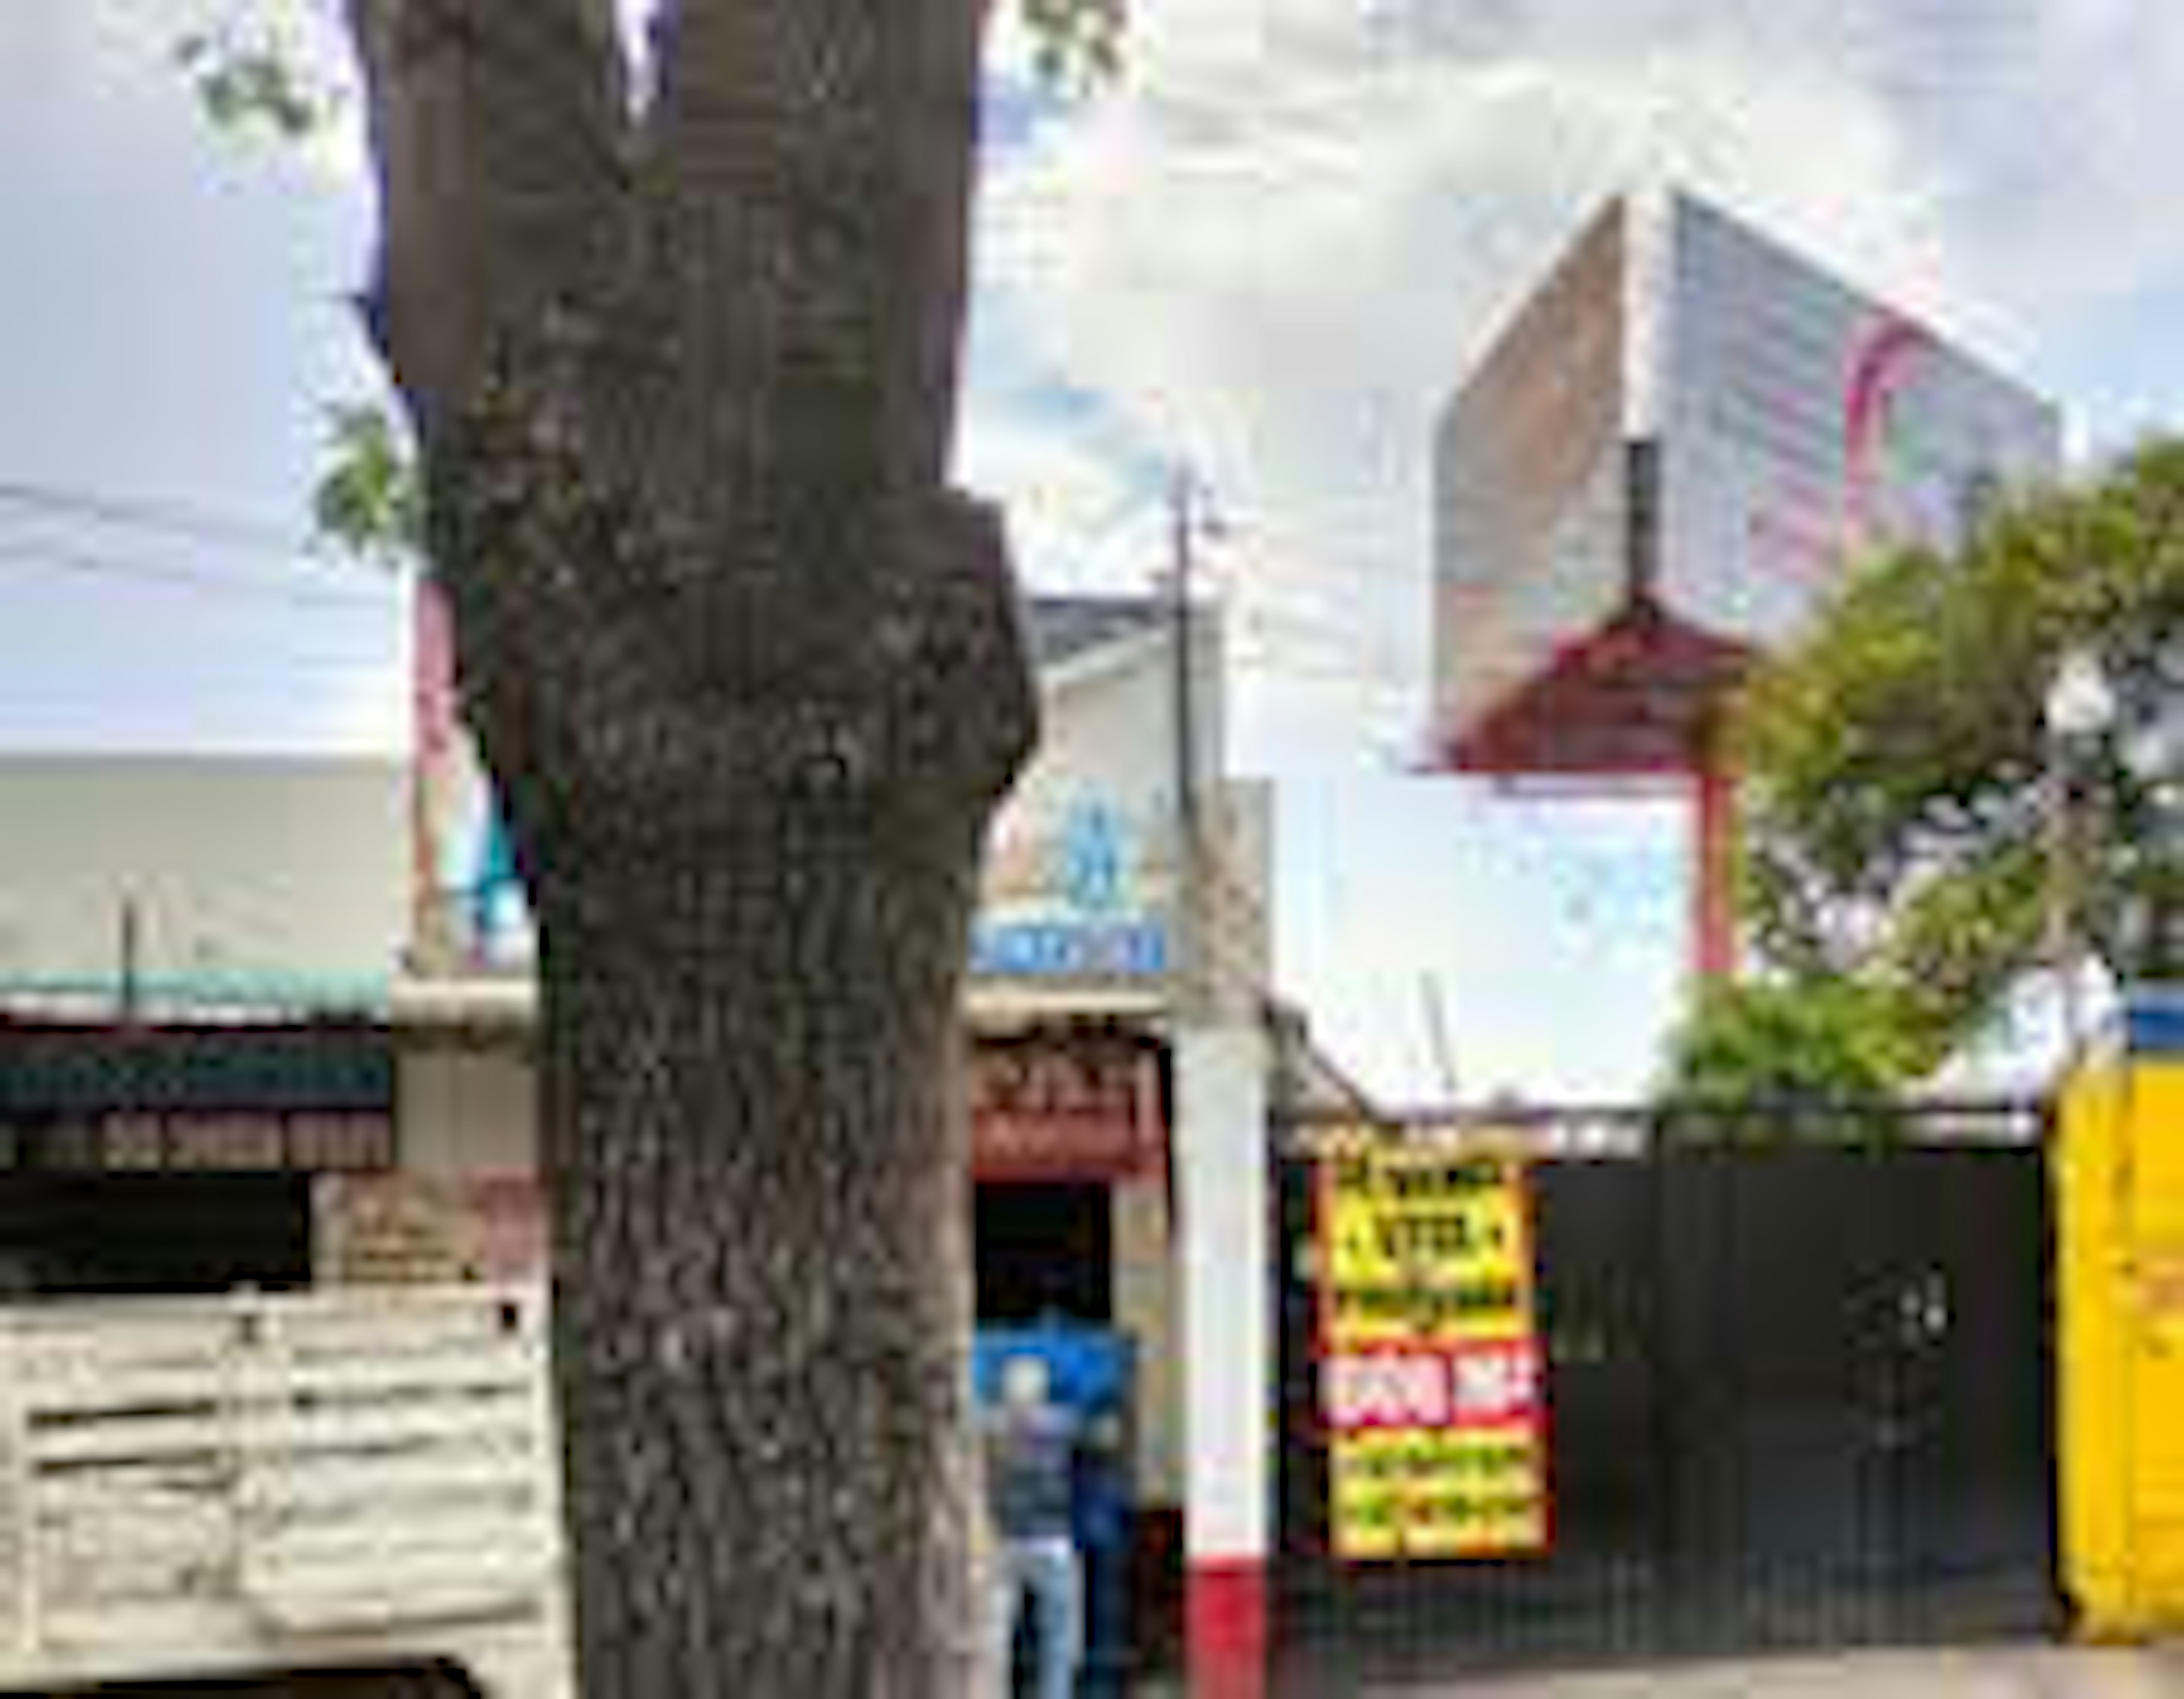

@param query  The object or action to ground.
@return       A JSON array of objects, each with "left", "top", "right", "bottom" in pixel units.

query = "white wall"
[
  {"left": 0, "top": 756, "right": 404, "bottom": 992},
  {"left": 399, "top": 1043, "right": 538, "bottom": 1173},
  {"left": 1002, "top": 621, "right": 1225, "bottom": 834},
  {"left": 982, "top": 616, "right": 1269, "bottom": 1018}
]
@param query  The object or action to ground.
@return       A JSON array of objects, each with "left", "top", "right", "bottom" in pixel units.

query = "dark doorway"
[
  {"left": 975, "top": 1181, "right": 1113, "bottom": 1325},
  {"left": 0, "top": 1172, "right": 313, "bottom": 1296}
]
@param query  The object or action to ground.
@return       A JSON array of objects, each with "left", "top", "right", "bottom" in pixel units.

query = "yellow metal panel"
[
  {"left": 2061, "top": 1052, "right": 2184, "bottom": 1639},
  {"left": 2058, "top": 1056, "right": 2132, "bottom": 1634},
  {"left": 2127, "top": 1066, "right": 2184, "bottom": 1611}
]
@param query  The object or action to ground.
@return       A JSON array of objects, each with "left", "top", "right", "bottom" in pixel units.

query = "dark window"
[{"left": 974, "top": 1181, "right": 1113, "bottom": 1325}]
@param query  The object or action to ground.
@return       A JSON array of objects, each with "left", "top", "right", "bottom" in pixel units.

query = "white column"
[{"left": 1174, "top": 1020, "right": 1271, "bottom": 1697}]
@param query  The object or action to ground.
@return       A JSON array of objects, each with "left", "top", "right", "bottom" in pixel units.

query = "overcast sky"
[{"left": 1, "top": 1, "right": 2178, "bottom": 1099}]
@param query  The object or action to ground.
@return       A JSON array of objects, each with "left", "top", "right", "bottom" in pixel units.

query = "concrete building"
[
  {"left": 1429, "top": 188, "right": 2062, "bottom": 981},
  {"left": 0, "top": 590, "right": 1287, "bottom": 1694}
]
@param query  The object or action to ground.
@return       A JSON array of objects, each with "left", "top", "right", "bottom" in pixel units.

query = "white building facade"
[{"left": 0, "top": 591, "right": 1284, "bottom": 1694}]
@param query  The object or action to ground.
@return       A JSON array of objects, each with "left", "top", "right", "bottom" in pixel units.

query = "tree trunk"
[
  {"left": 537, "top": 811, "right": 988, "bottom": 1693},
  {"left": 462, "top": 480, "right": 1032, "bottom": 1696},
  {"left": 344, "top": 2, "right": 1035, "bottom": 1692}
]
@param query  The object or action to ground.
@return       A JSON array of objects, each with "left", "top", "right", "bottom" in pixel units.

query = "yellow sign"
[{"left": 1318, "top": 1143, "right": 1550, "bottom": 1561}]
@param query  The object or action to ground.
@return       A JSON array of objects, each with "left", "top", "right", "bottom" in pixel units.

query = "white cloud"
[
  {"left": 17, "top": 0, "right": 2182, "bottom": 1092},
  {"left": 974, "top": 4, "right": 2033, "bottom": 776},
  {"left": 956, "top": 403, "right": 1157, "bottom": 590},
  {"left": 965, "top": 0, "right": 2184, "bottom": 1092},
  {"left": 1277, "top": 782, "right": 1690, "bottom": 1101},
  {"left": 1942, "top": 5, "right": 2184, "bottom": 325},
  {"left": 973, "top": 0, "right": 2184, "bottom": 773}
]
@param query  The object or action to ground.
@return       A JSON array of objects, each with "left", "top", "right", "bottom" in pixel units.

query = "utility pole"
[
  {"left": 1169, "top": 466, "right": 1210, "bottom": 1014},
  {"left": 118, "top": 896, "right": 142, "bottom": 1024},
  {"left": 1169, "top": 466, "right": 1202, "bottom": 850}
]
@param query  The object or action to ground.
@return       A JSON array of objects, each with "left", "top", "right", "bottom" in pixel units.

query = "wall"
[
  {"left": 399, "top": 1042, "right": 537, "bottom": 1173},
  {"left": 417, "top": 597, "right": 1231, "bottom": 989},
  {"left": 1113, "top": 1173, "right": 1182, "bottom": 1506},
  {"left": 315, "top": 1039, "right": 540, "bottom": 1288},
  {"left": 988, "top": 618, "right": 1246, "bottom": 1517},
  {"left": 1003, "top": 621, "right": 1223, "bottom": 833},
  {"left": 1432, "top": 197, "right": 1632, "bottom": 749},
  {"left": 0, "top": 756, "right": 404, "bottom": 997},
  {"left": 974, "top": 620, "right": 1225, "bottom": 997},
  {"left": 1653, "top": 192, "right": 2061, "bottom": 651},
  {"left": 387, "top": 1030, "right": 1194, "bottom": 1512},
  {"left": 379, "top": 1043, "right": 1190, "bottom": 1524}
]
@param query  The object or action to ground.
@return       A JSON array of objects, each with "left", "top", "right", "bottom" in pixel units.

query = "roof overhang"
[
  {"left": 386, "top": 973, "right": 1173, "bottom": 1041},
  {"left": 1431, "top": 602, "right": 1753, "bottom": 776}
]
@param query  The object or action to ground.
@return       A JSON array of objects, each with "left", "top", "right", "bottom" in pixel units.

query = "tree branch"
[{"left": 346, "top": 0, "right": 632, "bottom": 439}]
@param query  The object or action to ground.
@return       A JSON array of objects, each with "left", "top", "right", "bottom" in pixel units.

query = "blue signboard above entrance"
[
  {"left": 970, "top": 919, "right": 1170, "bottom": 981},
  {"left": 973, "top": 797, "right": 1175, "bottom": 986}
]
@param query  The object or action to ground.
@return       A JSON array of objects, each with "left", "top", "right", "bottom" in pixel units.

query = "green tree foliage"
[
  {"left": 176, "top": 6, "right": 338, "bottom": 141},
  {"left": 1023, "top": 0, "right": 1124, "bottom": 88},
  {"left": 1662, "top": 975, "right": 1920, "bottom": 1105},
  {"left": 181, "top": 0, "right": 1122, "bottom": 145},
  {"left": 311, "top": 402, "right": 422, "bottom": 565},
  {"left": 1725, "top": 439, "right": 2184, "bottom": 1078}
]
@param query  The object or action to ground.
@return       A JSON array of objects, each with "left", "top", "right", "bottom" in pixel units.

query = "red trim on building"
[
  {"left": 1432, "top": 602, "right": 1753, "bottom": 778},
  {"left": 1843, "top": 315, "right": 1938, "bottom": 551},
  {"left": 1186, "top": 1559, "right": 1268, "bottom": 1699}
]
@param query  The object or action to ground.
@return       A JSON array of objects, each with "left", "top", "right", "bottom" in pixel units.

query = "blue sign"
[
  {"left": 974, "top": 795, "right": 1173, "bottom": 983},
  {"left": 1057, "top": 802, "right": 1127, "bottom": 915},
  {"left": 970, "top": 920, "right": 1169, "bottom": 982}
]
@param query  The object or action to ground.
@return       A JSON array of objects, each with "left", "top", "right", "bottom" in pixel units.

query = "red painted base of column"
[{"left": 1186, "top": 1559, "right": 1268, "bottom": 1699}]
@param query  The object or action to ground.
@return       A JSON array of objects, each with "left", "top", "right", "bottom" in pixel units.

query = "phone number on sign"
[{"left": 1322, "top": 1341, "right": 1542, "bottom": 1432}]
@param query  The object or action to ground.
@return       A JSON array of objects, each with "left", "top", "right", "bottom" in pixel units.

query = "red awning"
[{"left": 1431, "top": 602, "right": 1753, "bottom": 778}]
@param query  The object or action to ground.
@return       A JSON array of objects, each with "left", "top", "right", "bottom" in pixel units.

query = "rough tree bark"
[{"left": 346, "top": 2, "right": 1036, "bottom": 1692}]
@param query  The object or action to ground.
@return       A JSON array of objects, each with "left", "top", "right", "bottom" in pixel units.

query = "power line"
[
  {"left": 0, "top": 478, "right": 332, "bottom": 559},
  {"left": 0, "top": 538, "right": 399, "bottom": 612},
  {"left": 1231, "top": 630, "right": 1413, "bottom": 689},
  {"left": 1233, "top": 603, "right": 1410, "bottom": 665},
  {"left": 0, "top": 652, "right": 405, "bottom": 697}
]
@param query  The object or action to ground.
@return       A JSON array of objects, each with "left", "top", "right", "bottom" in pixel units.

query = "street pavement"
[{"left": 1429, "top": 1644, "right": 2184, "bottom": 1697}]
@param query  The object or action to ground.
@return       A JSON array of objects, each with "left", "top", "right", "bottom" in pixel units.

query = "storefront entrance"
[
  {"left": 0, "top": 1019, "right": 398, "bottom": 1299},
  {"left": 975, "top": 1180, "right": 1115, "bottom": 1325}
]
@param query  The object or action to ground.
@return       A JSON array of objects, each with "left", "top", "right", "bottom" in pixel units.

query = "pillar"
[
  {"left": 1692, "top": 752, "right": 1738, "bottom": 984},
  {"left": 1175, "top": 1023, "right": 1271, "bottom": 1699}
]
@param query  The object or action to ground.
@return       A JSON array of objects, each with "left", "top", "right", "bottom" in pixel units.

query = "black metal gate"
[{"left": 1274, "top": 1105, "right": 2058, "bottom": 1691}]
